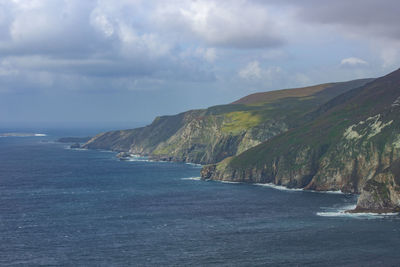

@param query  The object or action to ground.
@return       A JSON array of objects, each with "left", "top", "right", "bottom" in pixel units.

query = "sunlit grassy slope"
[{"left": 84, "top": 78, "right": 372, "bottom": 164}]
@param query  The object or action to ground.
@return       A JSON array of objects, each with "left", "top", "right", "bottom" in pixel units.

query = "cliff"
[
  {"left": 202, "top": 68, "right": 400, "bottom": 213},
  {"left": 83, "top": 79, "right": 370, "bottom": 164}
]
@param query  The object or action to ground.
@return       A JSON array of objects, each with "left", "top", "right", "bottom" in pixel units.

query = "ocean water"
[{"left": 1, "top": 130, "right": 400, "bottom": 266}]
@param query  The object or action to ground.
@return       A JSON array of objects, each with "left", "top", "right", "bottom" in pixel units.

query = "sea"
[{"left": 1, "top": 128, "right": 400, "bottom": 266}]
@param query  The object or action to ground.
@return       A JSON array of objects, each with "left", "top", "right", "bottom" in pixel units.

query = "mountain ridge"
[
  {"left": 81, "top": 69, "right": 400, "bottom": 212},
  {"left": 202, "top": 68, "right": 400, "bottom": 213},
  {"left": 83, "top": 78, "right": 371, "bottom": 165}
]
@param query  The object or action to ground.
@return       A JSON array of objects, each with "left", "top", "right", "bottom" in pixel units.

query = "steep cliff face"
[
  {"left": 84, "top": 79, "right": 371, "bottom": 164},
  {"left": 84, "top": 106, "right": 290, "bottom": 164},
  {"left": 150, "top": 113, "right": 288, "bottom": 164},
  {"left": 203, "top": 68, "right": 400, "bottom": 212}
]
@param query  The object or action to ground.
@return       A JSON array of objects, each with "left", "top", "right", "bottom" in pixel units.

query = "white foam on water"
[
  {"left": 255, "top": 183, "right": 346, "bottom": 194},
  {"left": 323, "top": 190, "right": 344, "bottom": 194},
  {"left": 185, "top": 162, "right": 203, "bottom": 167},
  {"left": 64, "top": 146, "right": 88, "bottom": 151},
  {"left": 127, "top": 157, "right": 151, "bottom": 162},
  {"left": 254, "top": 183, "right": 303, "bottom": 192},
  {"left": 317, "top": 204, "right": 399, "bottom": 219},
  {"left": 121, "top": 154, "right": 150, "bottom": 162},
  {"left": 308, "top": 189, "right": 344, "bottom": 195},
  {"left": 219, "top": 180, "right": 242, "bottom": 184},
  {"left": 98, "top": 150, "right": 115, "bottom": 153},
  {"left": 181, "top": 177, "right": 202, "bottom": 181},
  {"left": 0, "top": 133, "right": 47, "bottom": 137}
]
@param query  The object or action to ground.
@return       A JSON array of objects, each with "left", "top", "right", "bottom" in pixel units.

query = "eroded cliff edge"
[
  {"left": 202, "top": 68, "right": 400, "bottom": 213},
  {"left": 83, "top": 79, "right": 370, "bottom": 165}
]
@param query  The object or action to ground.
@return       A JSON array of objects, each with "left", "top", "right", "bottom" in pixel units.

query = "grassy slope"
[
  {"left": 222, "top": 69, "right": 400, "bottom": 178},
  {"left": 84, "top": 79, "right": 372, "bottom": 163},
  {"left": 232, "top": 83, "right": 331, "bottom": 105}
]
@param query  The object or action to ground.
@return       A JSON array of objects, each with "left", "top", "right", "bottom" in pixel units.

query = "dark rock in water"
[
  {"left": 70, "top": 143, "right": 81, "bottom": 149},
  {"left": 203, "top": 68, "right": 400, "bottom": 213},
  {"left": 116, "top": 152, "right": 131, "bottom": 160},
  {"left": 200, "top": 164, "right": 216, "bottom": 180},
  {"left": 82, "top": 69, "right": 400, "bottom": 213},
  {"left": 345, "top": 207, "right": 400, "bottom": 214}
]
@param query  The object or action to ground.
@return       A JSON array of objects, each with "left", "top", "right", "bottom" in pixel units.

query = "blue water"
[{"left": 1, "top": 131, "right": 400, "bottom": 266}]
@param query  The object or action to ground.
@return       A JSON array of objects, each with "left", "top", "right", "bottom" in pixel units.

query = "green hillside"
[
  {"left": 202, "top": 68, "right": 400, "bottom": 213},
  {"left": 83, "top": 79, "right": 371, "bottom": 164}
]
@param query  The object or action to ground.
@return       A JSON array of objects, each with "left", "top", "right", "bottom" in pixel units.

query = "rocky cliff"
[
  {"left": 202, "top": 68, "right": 400, "bottom": 213},
  {"left": 83, "top": 79, "right": 370, "bottom": 164}
]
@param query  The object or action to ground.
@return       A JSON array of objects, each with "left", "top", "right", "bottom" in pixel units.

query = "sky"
[{"left": 0, "top": 0, "right": 400, "bottom": 127}]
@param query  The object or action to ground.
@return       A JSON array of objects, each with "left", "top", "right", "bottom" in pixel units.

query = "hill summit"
[
  {"left": 83, "top": 68, "right": 400, "bottom": 212},
  {"left": 202, "top": 68, "right": 400, "bottom": 213},
  {"left": 84, "top": 79, "right": 370, "bottom": 164}
]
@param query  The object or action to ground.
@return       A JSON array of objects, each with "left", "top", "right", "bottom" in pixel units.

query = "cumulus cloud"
[
  {"left": 0, "top": 0, "right": 399, "bottom": 99},
  {"left": 1, "top": 0, "right": 399, "bottom": 124},
  {"left": 238, "top": 61, "right": 282, "bottom": 81},
  {"left": 340, "top": 57, "right": 368, "bottom": 67},
  {"left": 0, "top": 0, "right": 100, "bottom": 56},
  {"left": 0, "top": 0, "right": 224, "bottom": 93},
  {"left": 239, "top": 61, "right": 262, "bottom": 80},
  {"left": 154, "top": 0, "right": 284, "bottom": 49},
  {"left": 90, "top": 10, "right": 114, "bottom": 38}
]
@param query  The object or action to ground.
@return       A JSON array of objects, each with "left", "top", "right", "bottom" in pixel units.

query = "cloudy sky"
[{"left": 1, "top": 0, "right": 399, "bottom": 127}]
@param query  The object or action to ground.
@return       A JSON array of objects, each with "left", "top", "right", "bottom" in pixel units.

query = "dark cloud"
[
  {"left": 266, "top": 0, "right": 400, "bottom": 40},
  {"left": 0, "top": 0, "right": 399, "bottom": 124}
]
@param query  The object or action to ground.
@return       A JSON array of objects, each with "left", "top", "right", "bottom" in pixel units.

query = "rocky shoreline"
[
  {"left": 345, "top": 207, "right": 400, "bottom": 214},
  {"left": 99, "top": 148, "right": 374, "bottom": 213},
  {"left": 81, "top": 143, "right": 400, "bottom": 214},
  {"left": 80, "top": 69, "right": 400, "bottom": 214}
]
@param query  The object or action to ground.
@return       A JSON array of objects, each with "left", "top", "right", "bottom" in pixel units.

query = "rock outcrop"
[
  {"left": 81, "top": 67, "right": 400, "bottom": 213},
  {"left": 70, "top": 143, "right": 81, "bottom": 149},
  {"left": 83, "top": 79, "right": 370, "bottom": 165},
  {"left": 202, "top": 68, "right": 400, "bottom": 213}
]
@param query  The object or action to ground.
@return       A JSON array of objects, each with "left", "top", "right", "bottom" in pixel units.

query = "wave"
[
  {"left": 124, "top": 155, "right": 202, "bottom": 165},
  {"left": 0, "top": 133, "right": 47, "bottom": 137},
  {"left": 127, "top": 158, "right": 151, "bottom": 162},
  {"left": 220, "top": 180, "right": 242, "bottom": 184},
  {"left": 254, "top": 183, "right": 303, "bottom": 192},
  {"left": 185, "top": 162, "right": 203, "bottom": 167},
  {"left": 64, "top": 146, "right": 88, "bottom": 151},
  {"left": 317, "top": 204, "right": 399, "bottom": 219},
  {"left": 98, "top": 150, "right": 115, "bottom": 153},
  {"left": 125, "top": 155, "right": 157, "bottom": 162},
  {"left": 255, "top": 183, "right": 346, "bottom": 194},
  {"left": 181, "top": 177, "right": 202, "bottom": 181},
  {"left": 307, "top": 189, "right": 344, "bottom": 195}
]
